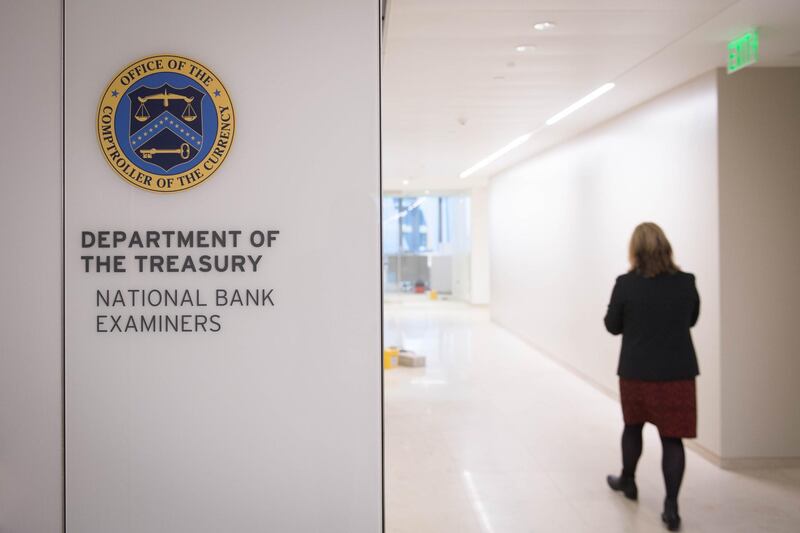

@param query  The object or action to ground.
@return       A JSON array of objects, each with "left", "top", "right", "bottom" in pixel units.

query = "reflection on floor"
[{"left": 384, "top": 295, "right": 800, "bottom": 533}]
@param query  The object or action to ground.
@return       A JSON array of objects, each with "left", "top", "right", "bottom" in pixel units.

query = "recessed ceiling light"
[
  {"left": 402, "top": 179, "right": 410, "bottom": 186},
  {"left": 533, "top": 21, "right": 556, "bottom": 31},
  {"left": 424, "top": 189, "right": 431, "bottom": 195},
  {"left": 515, "top": 45, "right": 536, "bottom": 53}
]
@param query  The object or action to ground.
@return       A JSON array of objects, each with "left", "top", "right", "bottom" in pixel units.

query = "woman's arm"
[
  {"left": 604, "top": 276, "right": 624, "bottom": 335},
  {"left": 690, "top": 274, "right": 700, "bottom": 327}
]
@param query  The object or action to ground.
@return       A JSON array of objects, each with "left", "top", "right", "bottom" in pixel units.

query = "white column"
[{"left": 64, "top": 1, "right": 382, "bottom": 531}]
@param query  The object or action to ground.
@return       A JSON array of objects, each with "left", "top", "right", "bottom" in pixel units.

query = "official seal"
[{"left": 97, "top": 55, "right": 234, "bottom": 192}]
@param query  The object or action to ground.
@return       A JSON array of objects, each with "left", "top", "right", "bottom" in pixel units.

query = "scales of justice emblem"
[
  {"left": 128, "top": 84, "right": 205, "bottom": 171},
  {"left": 97, "top": 54, "right": 235, "bottom": 192}
]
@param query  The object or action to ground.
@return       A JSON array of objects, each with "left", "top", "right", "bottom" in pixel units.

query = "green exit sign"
[{"left": 728, "top": 30, "right": 759, "bottom": 74}]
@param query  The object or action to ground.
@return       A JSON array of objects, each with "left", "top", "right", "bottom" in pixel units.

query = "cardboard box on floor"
[{"left": 399, "top": 351, "right": 426, "bottom": 367}]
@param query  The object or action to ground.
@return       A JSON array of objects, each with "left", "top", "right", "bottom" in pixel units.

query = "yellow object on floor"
[
  {"left": 429, "top": 290, "right": 438, "bottom": 300},
  {"left": 384, "top": 347, "right": 399, "bottom": 369}
]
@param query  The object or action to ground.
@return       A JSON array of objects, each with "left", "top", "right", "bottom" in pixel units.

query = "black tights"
[{"left": 621, "top": 423, "right": 685, "bottom": 501}]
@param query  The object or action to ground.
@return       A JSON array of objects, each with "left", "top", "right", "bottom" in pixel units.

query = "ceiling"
[{"left": 381, "top": 0, "right": 800, "bottom": 193}]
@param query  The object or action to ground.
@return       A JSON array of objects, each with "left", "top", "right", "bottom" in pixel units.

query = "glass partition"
[{"left": 383, "top": 194, "right": 470, "bottom": 295}]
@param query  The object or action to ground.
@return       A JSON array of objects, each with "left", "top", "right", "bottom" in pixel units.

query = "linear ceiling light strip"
[{"left": 459, "top": 82, "right": 615, "bottom": 179}]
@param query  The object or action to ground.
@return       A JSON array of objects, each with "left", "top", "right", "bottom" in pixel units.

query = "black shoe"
[
  {"left": 606, "top": 474, "right": 638, "bottom": 500},
  {"left": 661, "top": 498, "right": 681, "bottom": 531}
]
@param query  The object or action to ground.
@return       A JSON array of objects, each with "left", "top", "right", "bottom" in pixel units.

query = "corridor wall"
[
  {"left": 717, "top": 68, "right": 800, "bottom": 461},
  {"left": 489, "top": 73, "right": 723, "bottom": 456},
  {"left": 64, "top": 1, "right": 382, "bottom": 531},
  {"left": 0, "top": 1, "right": 383, "bottom": 532},
  {"left": 490, "top": 67, "right": 800, "bottom": 464},
  {"left": 0, "top": 2, "right": 64, "bottom": 531},
  {"left": 470, "top": 186, "right": 491, "bottom": 305}
]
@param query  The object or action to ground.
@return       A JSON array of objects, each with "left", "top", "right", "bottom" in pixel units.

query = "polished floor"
[{"left": 384, "top": 295, "right": 800, "bottom": 533}]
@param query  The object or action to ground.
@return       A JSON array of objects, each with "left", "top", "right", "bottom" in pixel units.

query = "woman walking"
[{"left": 604, "top": 222, "right": 700, "bottom": 531}]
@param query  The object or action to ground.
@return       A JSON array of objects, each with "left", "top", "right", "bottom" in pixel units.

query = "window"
[{"left": 383, "top": 194, "right": 470, "bottom": 292}]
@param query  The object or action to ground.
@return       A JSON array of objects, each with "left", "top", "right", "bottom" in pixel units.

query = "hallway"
[{"left": 384, "top": 296, "right": 800, "bottom": 533}]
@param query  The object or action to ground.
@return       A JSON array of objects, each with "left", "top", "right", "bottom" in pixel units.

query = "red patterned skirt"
[{"left": 619, "top": 378, "right": 697, "bottom": 438}]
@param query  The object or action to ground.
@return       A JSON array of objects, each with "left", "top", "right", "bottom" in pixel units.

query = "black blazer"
[{"left": 604, "top": 271, "right": 700, "bottom": 381}]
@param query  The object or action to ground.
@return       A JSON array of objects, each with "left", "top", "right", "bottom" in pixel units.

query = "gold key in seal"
[{"left": 140, "top": 142, "right": 191, "bottom": 160}]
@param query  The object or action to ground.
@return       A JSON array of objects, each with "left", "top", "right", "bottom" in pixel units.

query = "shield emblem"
[{"left": 127, "top": 84, "right": 205, "bottom": 171}]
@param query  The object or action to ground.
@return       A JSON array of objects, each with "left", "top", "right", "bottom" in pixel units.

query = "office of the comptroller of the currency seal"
[{"left": 97, "top": 55, "right": 234, "bottom": 192}]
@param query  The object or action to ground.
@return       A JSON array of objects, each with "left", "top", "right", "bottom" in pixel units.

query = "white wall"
[
  {"left": 0, "top": 2, "right": 64, "bottom": 532},
  {"left": 448, "top": 195, "right": 473, "bottom": 300},
  {"left": 469, "top": 186, "right": 490, "bottom": 305},
  {"left": 489, "top": 73, "right": 722, "bottom": 455},
  {"left": 718, "top": 68, "right": 800, "bottom": 460},
  {"left": 446, "top": 190, "right": 490, "bottom": 304},
  {"left": 60, "top": 1, "right": 381, "bottom": 531}
]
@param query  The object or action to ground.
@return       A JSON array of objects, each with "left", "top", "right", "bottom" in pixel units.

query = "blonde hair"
[{"left": 628, "top": 222, "right": 678, "bottom": 278}]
